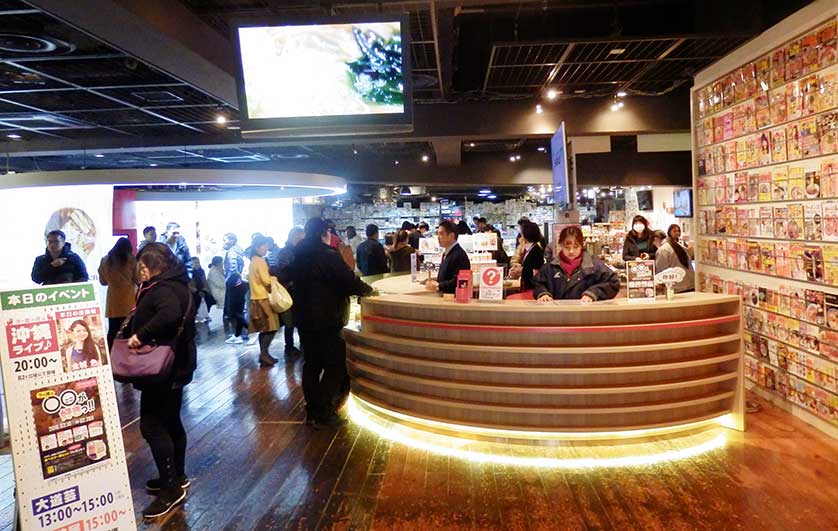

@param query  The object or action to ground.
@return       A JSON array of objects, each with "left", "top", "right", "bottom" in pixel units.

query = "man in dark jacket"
[
  {"left": 222, "top": 233, "right": 251, "bottom": 345},
  {"left": 426, "top": 220, "right": 471, "bottom": 294},
  {"left": 273, "top": 227, "right": 305, "bottom": 356},
  {"left": 31, "top": 230, "right": 89, "bottom": 285},
  {"left": 290, "top": 218, "right": 373, "bottom": 428},
  {"left": 409, "top": 222, "right": 429, "bottom": 249},
  {"left": 160, "top": 222, "right": 193, "bottom": 278},
  {"left": 355, "top": 223, "right": 388, "bottom": 276}
]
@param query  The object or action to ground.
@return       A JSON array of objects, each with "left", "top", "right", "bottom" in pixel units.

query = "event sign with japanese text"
[
  {"left": 0, "top": 282, "right": 136, "bottom": 530},
  {"left": 626, "top": 260, "right": 657, "bottom": 301}
]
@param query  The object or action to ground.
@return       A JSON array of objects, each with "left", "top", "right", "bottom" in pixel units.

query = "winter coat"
[
  {"left": 356, "top": 239, "right": 389, "bottom": 276},
  {"left": 622, "top": 234, "right": 657, "bottom": 262},
  {"left": 159, "top": 236, "right": 193, "bottom": 278},
  {"left": 389, "top": 245, "right": 416, "bottom": 273},
  {"left": 532, "top": 252, "right": 620, "bottom": 301},
  {"left": 31, "top": 243, "right": 89, "bottom": 285},
  {"left": 655, "top": 241, "right": 695, "bottom": 293},
  {"left": 224, "top": 245, "right": 246, "bottom": 287},
  {"left": 519, "top": 242, "right": 545, "bottom": 291},
  {"left": 207, "top": 267, "right": 226, "bottom": 307},
  {"left": 125, "top": 261, "right": 196, "bottom": 388},
  {"left": 98, "top": 255, "right": 137, "bottom": 318},
  {"left": 289, "top": 237, "right": 373, "bottom": 330}
]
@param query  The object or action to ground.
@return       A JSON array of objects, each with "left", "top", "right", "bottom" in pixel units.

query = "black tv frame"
[
  {"left": 636, "top": 190, "right": 653, "bottom": 211},
  {"left": 673, "top": 188, "right": 693, "bottom": 218},
  {"left": 231, "top": 14, "right": 414, "bottom": 138}
]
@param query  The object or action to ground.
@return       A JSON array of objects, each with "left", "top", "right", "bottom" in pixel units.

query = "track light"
[{"left": 545, "top": 88, "right": 558, "bottom": 100}]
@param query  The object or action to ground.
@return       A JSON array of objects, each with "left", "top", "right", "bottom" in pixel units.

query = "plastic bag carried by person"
[{"left": 268, "top": 277, "right": 293, "bottom": 313}]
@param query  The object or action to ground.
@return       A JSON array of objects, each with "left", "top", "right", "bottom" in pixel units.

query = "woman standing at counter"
[
  {"left": 534, "top": 226, "right": 620, "bottom": 303},
  {"left": 655, "top": 224, "right": 695, "bottom": 293},
  {"left": 509, "top": 221, "right": 544, "bottom": 291},
  {"left": 389, "top": 230, "right": 416, "bottom": 273},
  {"left": 623, "top": 215, "right": 656, "bottom": 261}
]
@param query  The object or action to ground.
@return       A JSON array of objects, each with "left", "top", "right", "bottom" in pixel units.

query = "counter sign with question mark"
[{"left": 479, "top": 266, "right": 504, "bottom": 300}]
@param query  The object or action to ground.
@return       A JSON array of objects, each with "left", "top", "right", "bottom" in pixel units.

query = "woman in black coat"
[
  {"left": 533, "top": 226, "right": 620, "bottom": 302},
  {"left": 622, "top": 214, "right": 657, "bottom": 262},
  {"left": 510, "top": 221, "right": 545, "bottom": 291},
  {"left": 126, "top": 243, "right": 196, "bottom": 519}
]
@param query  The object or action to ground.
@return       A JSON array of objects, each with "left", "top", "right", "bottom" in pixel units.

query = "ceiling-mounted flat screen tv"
[{"left": 233, "top": 16, "right": 413, "bottom": 137}]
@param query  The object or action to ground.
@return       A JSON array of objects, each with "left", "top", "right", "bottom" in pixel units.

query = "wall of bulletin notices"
[{"left": 692, "top": 0, "right": 838, "bottom": 437}]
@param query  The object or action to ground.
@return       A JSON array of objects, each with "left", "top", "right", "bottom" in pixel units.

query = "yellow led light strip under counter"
[{"left": 346, "top": 394, "right": 729, "bottom": 469}]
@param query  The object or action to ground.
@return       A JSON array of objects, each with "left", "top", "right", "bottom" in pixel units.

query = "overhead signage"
[
  {"left": 551, "top": 122, "right": 569, "bottom": 208},
  {"left": 626, "top": 260, "right": 657, "bottom": 301},
  {"left": 479, "top": 266, "right": 504, "bottom": 301},
  {"left": 0, "top": 282, "right": 136, "bottom": 531}
]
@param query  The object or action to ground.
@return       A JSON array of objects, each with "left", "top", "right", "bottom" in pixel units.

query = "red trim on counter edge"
[{"left": 362, "top": 313, "right": 740, "bottom": 334}]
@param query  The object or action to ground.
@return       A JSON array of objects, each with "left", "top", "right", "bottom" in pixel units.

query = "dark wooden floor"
[{"left": 2, "top": 319, "right": 838, "bottom": 530}]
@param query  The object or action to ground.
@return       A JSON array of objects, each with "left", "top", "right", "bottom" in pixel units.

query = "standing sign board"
[
  {"left": 626, "top": 260, "right": 657, "bottom": 300},
  {"left": 479, "top": 267, "right": 504, "bottom": 301},
  {"left": 0, "top": 282, "right": 136, "bottom": 531}
]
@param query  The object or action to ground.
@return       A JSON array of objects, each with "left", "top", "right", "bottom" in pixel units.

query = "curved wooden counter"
[{"left": 345, "top": 292, "right": 744, "bottom": 441}]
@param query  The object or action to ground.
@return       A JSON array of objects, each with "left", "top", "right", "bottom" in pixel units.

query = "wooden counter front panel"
[{"left": 347, "top": 293, "right": 743, "bottom": 433}]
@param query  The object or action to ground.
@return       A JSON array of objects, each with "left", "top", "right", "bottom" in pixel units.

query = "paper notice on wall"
[{"left": 0, "top": 282, "right": 136, "bottom": 531}]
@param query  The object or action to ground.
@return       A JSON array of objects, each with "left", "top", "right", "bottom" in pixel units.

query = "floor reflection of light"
[{"left": 347, "top": 395, "right": 728, "bottom": 469}]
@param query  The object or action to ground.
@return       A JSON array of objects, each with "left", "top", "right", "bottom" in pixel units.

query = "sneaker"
[
  {"left": 142, "top": 486, "right": 186, "bottom": 519},
  {"left": 225, "top": 336, "right": 244, "bottom": 344},
  {"left": 245, "top": 336, "right": 258, "bottom": 346},
  {"left": 146, "top": 475, "right": 190, "bottom": 494}
]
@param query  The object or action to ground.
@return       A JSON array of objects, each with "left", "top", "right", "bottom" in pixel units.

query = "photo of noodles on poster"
[
  {"left": 55, "top": 308, "right": 108, "bottom": 373},
  {"left": 30, "top": 377, "right": 110, "bottom": 479}
]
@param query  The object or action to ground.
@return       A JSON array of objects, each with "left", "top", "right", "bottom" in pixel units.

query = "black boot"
[
  {"left": 143, "top": 458, "right": 186, "bottom": 519},
  {"left": 259, "top": 353, "right": 278, "bottom": 367}
]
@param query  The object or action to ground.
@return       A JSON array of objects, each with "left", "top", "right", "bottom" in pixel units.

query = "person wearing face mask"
[
  {"left": 533, "top": 226, "right": 619, "bottom": 303},
  {"left": 622, "top": 215, "right": 657, "bottom": 262},
  {"left": 654, "top": 224, "right": 695, "bottom": 293}
]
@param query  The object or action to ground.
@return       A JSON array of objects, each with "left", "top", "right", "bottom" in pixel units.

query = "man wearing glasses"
[{"left": 31, "top": 230, "right": 89, "bottom": 285}]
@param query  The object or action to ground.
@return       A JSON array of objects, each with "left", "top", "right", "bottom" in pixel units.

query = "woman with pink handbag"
[{"left": 123, "top": 243, "right": 196, "bottom": 519}]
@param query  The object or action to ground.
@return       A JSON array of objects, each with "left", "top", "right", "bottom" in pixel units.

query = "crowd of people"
[{"left": 26, "top": 212, "right": 694, "bottom": 519}]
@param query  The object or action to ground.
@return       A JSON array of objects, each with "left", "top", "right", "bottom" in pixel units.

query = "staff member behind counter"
[
  {"left": 425, "top": 220, "right": 471, "bottom": 294},
  {"left": 534, "top": 226, "right": 620, "bottom": 303}
]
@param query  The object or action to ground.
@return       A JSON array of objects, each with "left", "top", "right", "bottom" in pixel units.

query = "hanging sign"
[
  {"left": 626, "top": 260, "right": 657, "bottom": 300},
  {"left": 0, "top": 282, "right": 136, "bottom": 531},
  {"left": 479, "top": 267, "right": 504, "bottom": 301}
]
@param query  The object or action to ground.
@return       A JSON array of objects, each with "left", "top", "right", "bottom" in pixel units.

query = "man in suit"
[{"left": 426, "top": 219, "right": 471, "bottom": 294}]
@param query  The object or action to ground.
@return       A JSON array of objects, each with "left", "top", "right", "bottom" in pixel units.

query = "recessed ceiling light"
[
  {"left": 353, "top": 149, "right": 358, "bottom": 155},
  {"left": 611, "top": 103, "right": 619, "bottom": 112},
  {"left": 479, "top": 189, "right": 491, "bottom": 194},
  {"left": 616, "top": 91, "right": 627, "bottom": 97},
  {"left": 509, "top": 156, "right": 516, "bottom": 162},
  {"left": 537, "top": 146, "right": 546, "bottom": 152},
  {"left": 94, "top": 154, "right": 104, "bottom": 158},
  {"left": 515, "top": 155, "right": 522, "bottom": 161},
  {"left": 468, "top": 142, "right": 475, "bottom": 147},
  {"left": 545, "top": 88, "right": 558, "bottom": 100},
  {"left": 421, "top": 154, "right": 429, "bottom": 162},
  {"left": 394, "top": 160, "right": 399, "bottom": 165},
  {"left": 431, "top": 196, "right": 437, "bottom": 201},
  {"left": 149, "top": 163, "right": 159, "bottom": 167},
  {"left": 535, "top": 104, "right": 543, "bottom": 114},
  {"left": 573, "top": 89, "right": 586, "bottom": 94},
  {"left": 609, "top": 48, "right": 626, "bottom": 55},
  {"left": 215, "top": 114, "right": 227, "bottom": 124},
  {"left": 487, "top": 195, "right": 497, "bottom": 199},
  {"left": 7, "top": 133, "right": 21, "bottom": 139}
]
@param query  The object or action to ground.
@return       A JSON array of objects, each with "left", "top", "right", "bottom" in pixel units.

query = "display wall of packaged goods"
[{"left": 692, "top": 2, "right": 838, "bottom": 434}]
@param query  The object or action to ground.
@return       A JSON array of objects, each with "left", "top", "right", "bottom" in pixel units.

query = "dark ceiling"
[{"left": 0, "top": 0, "right": 816, "bottom": 185}]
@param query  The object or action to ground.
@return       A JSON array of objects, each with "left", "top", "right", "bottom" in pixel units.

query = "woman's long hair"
[
  {"left": 667, "top": 224, "right": 691, "bottom": 269},
  {"left": 136, "top": 242, "right": 181, "bottom": 279},
  {"left": 630, "top": 215, "right": 652, "bottom": 240},
  {"left": 67, "top": 319, "right": 98, "bottom": 357},
  {"left": 107, "top": 237, "right": 134, "bottom": 267}
]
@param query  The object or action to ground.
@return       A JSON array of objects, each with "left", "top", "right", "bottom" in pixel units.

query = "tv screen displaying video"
[
  {"left": 673, "top": 188, "right": 693, "bottom": 217},
  {"left": 234, "top": 17, "right": 412, "bottom": 136}
]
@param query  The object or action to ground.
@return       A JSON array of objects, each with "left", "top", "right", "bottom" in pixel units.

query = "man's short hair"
[
  {"left": 417, "top": 222, "right": 430, "bottom": 231},
  {"left": 46, "top": 230, "right": 65, "bottom": 241},
  {"left": 521, "top": 221, "right": 542, "bottom": 244},
  {"left": 142, "top": 226, "right": 156, "bottom": 236},
  {"left": 517, "top": 217, "right": 530, "bottom": 226},
  {"left": 211, "top": 256, "right": 223, "bottom": 267},
  {"left": 477, "top": 217, "right": 488, "bottom": 224},
  {"left": 304, "top": 217, "right": 329, "bottom": 239},
  {"left": 401, "top": 221, "right": 415, "bottom": 230},
  {"left": 165, "top": 222, "right": 180, "bottom": 233},
  {"left": 366, "top": 224, "right": 380, "bottom": 239},
  {"left": 224, "top": 233, "right": 237, "bottom": 244},
  {"left": 438, "top": 220, "right": 458, "bottom": 239}
]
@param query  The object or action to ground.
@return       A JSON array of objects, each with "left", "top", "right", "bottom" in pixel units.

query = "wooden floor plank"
[{"left": 1, "top": 328, "right": 837, "bottom": 531}]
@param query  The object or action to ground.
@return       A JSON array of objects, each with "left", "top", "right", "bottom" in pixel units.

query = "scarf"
[
  {"left": 559, "top": 251, "right": 583, "bottom": 278},
  {"left": 668, "top": 237, "right": 691, "bottom": 269}
]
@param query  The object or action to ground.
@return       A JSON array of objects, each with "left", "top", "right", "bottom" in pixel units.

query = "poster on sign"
[
  {"left": 479, "top": 267, "right": 504, "bottom": 300},
  {"left": 626, "top": 260, "right": 657, "bottom": 300},
  {"left": 0, "top": 282, "right": 136, "bottom": 531}
]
